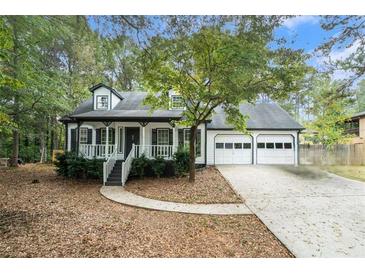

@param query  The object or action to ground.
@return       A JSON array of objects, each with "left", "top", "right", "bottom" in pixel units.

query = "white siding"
[{"left": 92, "top": 86, "right": 121, "bottom": 110}]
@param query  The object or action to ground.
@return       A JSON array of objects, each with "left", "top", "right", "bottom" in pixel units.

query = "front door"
[{"left": 125, "top": 127, "right": 140, "bottom": 157}]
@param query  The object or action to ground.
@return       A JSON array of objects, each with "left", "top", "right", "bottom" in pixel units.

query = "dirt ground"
[
  {"left": 0, "top": 164, "right": 293, "bottom": 258},
  {"left": 125, "top": 166, "right": 242, "bottom": 204}
]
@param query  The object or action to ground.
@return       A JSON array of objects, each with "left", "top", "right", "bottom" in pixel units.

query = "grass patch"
[{"left": 323, "top": 165, "right": 365, "bottom": 182}]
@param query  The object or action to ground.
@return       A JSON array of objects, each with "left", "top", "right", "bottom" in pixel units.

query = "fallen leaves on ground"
[
  {"left": 125, "top": 166, "right": 242, "bottom": 204},
  {"left": 0, "top": 164, "right": 293, "bottom": 258}
]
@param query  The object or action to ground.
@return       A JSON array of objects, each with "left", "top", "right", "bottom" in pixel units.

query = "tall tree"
[
  {"left": 355, "top": 79, "right": 365, "bottom": 112},
  {"left": 140, "top": 17, "right": 309, "bottom": 181},
  {"left": 319, "top": 16, "right": 365, "bottom": 89},
  {"left": 304, "top": 75, "right": 353, "bottom": 147}
]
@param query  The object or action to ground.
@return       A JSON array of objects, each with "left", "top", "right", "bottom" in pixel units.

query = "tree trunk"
[
  {"left": 188, "top": 125, "right": 198, "bottom": 182},
  {"left": 10, "top": 129, "right": 19, "bottom": 166},
  {"left": 9, "top": 17, "right": 20, "bottom": 167}
]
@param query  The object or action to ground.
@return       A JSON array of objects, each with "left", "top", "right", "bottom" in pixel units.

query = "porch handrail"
[
  {"left": 103, "top": 148, "right": 117, "bottom": 185},
  {"left": 79, "top": 144, "right": 115, "bottom": 159},
  {"left": 122, "top": 144, "right": 135, "bottom": 186},
  {"left": 134, "top": 145, "right": 174, "bottom": 159}
]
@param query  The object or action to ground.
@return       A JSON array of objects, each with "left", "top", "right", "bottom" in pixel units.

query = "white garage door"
[
  {"left": 215, "top": 135, "right": 252, "bottom": 164},
  {"left": 256, "top": 135, "right": 295, "bottom": 165}
]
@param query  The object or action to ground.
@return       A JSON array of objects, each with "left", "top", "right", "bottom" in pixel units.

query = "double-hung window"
[
  {"left": 96, "top": 95, "right": 109, "bottom": 110},
  {"left": 101, "top": 128, "right": 113, "bottom": 144},
  {"left": 79, "top": 128, "right": 88, "bottom": 144},
  {"left": 157, "top": 129, "right": 169, "bottom": 145},
  {"left": 180, "top": 128, "right": 201, "bottom": 157}
]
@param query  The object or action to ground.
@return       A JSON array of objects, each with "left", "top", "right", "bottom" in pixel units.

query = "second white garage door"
[
  {"left": 256, "top": 134, "right": 295, "bottom": 165},
  {"left": 215, "top": 135, "right": 252, "bottom": 164}
]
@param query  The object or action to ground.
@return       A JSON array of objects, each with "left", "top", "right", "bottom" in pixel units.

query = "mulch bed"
[
  {"left": 0, "top": 164, "right": 293, "bottom": 258},
  {"left": 125, "top": 166, "right": 242, "bottom": 204}
]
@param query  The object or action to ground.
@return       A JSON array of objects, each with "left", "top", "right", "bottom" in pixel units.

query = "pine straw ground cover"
[
  {"left": 125, "top": 166, "right": 242, "bottom": 204},
  {"left": 0, "top": 164, "right": 293, "bottom": 258}
]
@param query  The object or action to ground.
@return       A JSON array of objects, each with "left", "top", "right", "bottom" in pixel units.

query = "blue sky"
[{"left": 89, "top": 16, "right": 352, "bottom": 78}]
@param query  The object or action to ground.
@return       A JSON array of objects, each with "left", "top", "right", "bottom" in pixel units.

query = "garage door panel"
[
  {"left": 257, "top": 135, "right": 295, "bottom": 165},
  {"left": 215, "top": 135, "right": 252, "bottom": 165}
]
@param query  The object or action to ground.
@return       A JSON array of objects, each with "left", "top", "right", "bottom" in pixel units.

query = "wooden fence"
[{"left": 300, "top": 144, "right": 365, "bottom": 165}]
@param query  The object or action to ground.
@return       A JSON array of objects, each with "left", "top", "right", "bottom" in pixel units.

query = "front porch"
[
  {"left": 69, "top": 121, "right": 179, "bottom": 160},
  {"left": 67, "top": 120, "right": 204, "bottom": 185}
]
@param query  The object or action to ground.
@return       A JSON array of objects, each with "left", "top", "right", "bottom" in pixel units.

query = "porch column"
[
  {"left": 139, "top": 122, "right": 149, "bottom": 156},
  {"left": 105, "top": 125, "right": 109, "bottom": 157},
  {"left": 103, "top": 121, "right": 112, "bottom": 158},
  {"left": 142, "top": 126, "right": 146, "bottom": 147},
  {"left": 172, "top": 124, "right": 177, "bottom": 154},
  {"left": 76, "top": 121, "right": 82, "bottom": 156}
]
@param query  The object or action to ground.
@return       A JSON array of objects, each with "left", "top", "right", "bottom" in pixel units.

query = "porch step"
[
  {"left": 105, "top": 160, "right": 124, "bottom": 186},
  {"left": 105, "top": 181, "right": 122, "bottom": 186}
]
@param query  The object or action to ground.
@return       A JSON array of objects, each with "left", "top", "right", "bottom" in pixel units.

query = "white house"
[{"left": 60, "top": 83, "right": 304, "bottom": 185}]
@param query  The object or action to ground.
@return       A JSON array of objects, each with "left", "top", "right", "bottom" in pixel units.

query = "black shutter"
[
  {"left": 96, "top": 128, "right": 101, "bottom": 144},
  {"left": 169, "top": 129, "right": 173, "bottom": 145},
  {"left": 196, "top": 129, "right": 201, "bottom": 157},
  {"left": 178, "top": 129, "right": 184, "bottom": 147},
  {"left": 71, "top": 129, "right": 76, "bottom": 152},
  {"left": 110, "top": 128, "right": 115, "bottom": 144},
  {"left": 87, "top": 129, "right": 92, "bottom": 144},
  {"left": 152, "top": 129, "right": 157, "bottom": 145}
]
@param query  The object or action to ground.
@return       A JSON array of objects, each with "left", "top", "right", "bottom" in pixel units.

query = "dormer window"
[
  {"left": 171, "top": 95, "right": 184, "bottom": 110},
  {"left": 96, "top": 95, "right": 109, "bottom": 110}
]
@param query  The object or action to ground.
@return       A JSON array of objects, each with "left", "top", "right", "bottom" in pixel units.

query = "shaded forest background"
[{"left": 0, "top": 16, "right": 364, "bottom": 163}]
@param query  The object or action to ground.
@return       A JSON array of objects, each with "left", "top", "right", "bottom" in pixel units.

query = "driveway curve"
[
  {"left": 217, "top": 165, "right": 365, "bottom": 258},
  {"left": 100, "top": 186, "right": 251, "bottom": 215}
]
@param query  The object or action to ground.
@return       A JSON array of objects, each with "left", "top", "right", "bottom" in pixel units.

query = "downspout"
[
  {"left": 65, "top": 122, "right": 68, "bottom": 151},
  {"left": 76, "top": 121, "right": 81, "bottom": 156},
  {"left": 204, "top": 121, "right": 208, "bottom": 166},
  {"left": 297, "top": 130, "right": 300, "bottom": 165}
]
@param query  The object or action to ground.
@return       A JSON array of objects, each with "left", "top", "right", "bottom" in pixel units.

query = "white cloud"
[
  {"left": 282, "top": 16, "right": 319, "bottom": 30},
  {"left": 313, "top": 40, "right": 361, "bottom": 80}
]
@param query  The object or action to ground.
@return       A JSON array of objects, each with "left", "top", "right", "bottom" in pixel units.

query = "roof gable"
[{"left": 89, "top": 83, "right": 124, "bottom": 101}]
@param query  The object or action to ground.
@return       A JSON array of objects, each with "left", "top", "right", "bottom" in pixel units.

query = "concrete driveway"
[{"left": 217, "top": 165, "right": 365, "bottom": 258}]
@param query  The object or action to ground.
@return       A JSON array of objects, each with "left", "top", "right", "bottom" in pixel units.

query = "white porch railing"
[
  {"left": 122, "top": 144, "right": 135, "bottom": 186},
  {"left": 79, "top": 144, "right": 115, "bottom": 159},
  {"left": 103, "top": 148, "right": 117, "bottom": 184},
  {"left": 134, "top": 145, "right": 175, "bottom": 159}
]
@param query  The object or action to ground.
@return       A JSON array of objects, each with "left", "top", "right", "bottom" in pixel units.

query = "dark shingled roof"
[
  {"left": 208, "top": 103, "right": 304, "bottom": 130},
  {"left": 69, "top": 91, "right": 303, "bottom": 130},
  {"left": 351, "top": 110, "right": 365, "bottom": 119}
]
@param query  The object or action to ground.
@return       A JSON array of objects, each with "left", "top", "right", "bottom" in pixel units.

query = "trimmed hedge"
[
  {"left": 55, "top": 152, "right": 103, "bottom": 179},
  {"left": 130, "top": 149, "right": 190, "bottom": 179}
]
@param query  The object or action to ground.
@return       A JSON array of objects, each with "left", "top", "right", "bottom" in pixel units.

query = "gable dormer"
[
  {"left": 168, "top": 90, "right": 185, "bottom": 110},
  {"left": 89, "top": 83, "right": 123, "bottom": 111}
]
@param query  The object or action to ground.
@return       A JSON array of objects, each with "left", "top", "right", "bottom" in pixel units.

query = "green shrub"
[
  {"left": 130, "top": 154, "right": 149, "bottom": 178},
  {"left": 173, "top": 147, "right": 190, "bottom": 176},
  {"left": 55, "top": 152, "right": 103, "bottom": 179},
  {"left": 150, "top": 156, "right": 166, "bottom": 178},
  {"left": 130, "top": 156, "right": 176, "bottom": 178}
]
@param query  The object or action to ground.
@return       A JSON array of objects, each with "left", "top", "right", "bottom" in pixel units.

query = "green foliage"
[
  {"left": 55, "top": 152, "right": 103, "bottom": 179},
  {"left": 303, "top": 76, "right": 353, "bottom": 147},
  {"left": 140, "top": 19, "right": 309, "bottom": 180},
  {"left": 130, "top": 154, "right": 173, "bottom": 178},
  {"left": 355, "top": 79, "right": 365, "bottom": 112},
  {"left": 130, "top": 154, "right": 149, "bottom": 178},
  {"left": 150, "top": 156, "right": 166, "bottom": 178},
  {"left": 173, "top": 148, "right": 190, "bottom": 176},
  {"left": 319, "top": 16, "right": 365, "bottom": 87},
  {"left": 0, "top": 16, "right": 141, "bottom": 164}
]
